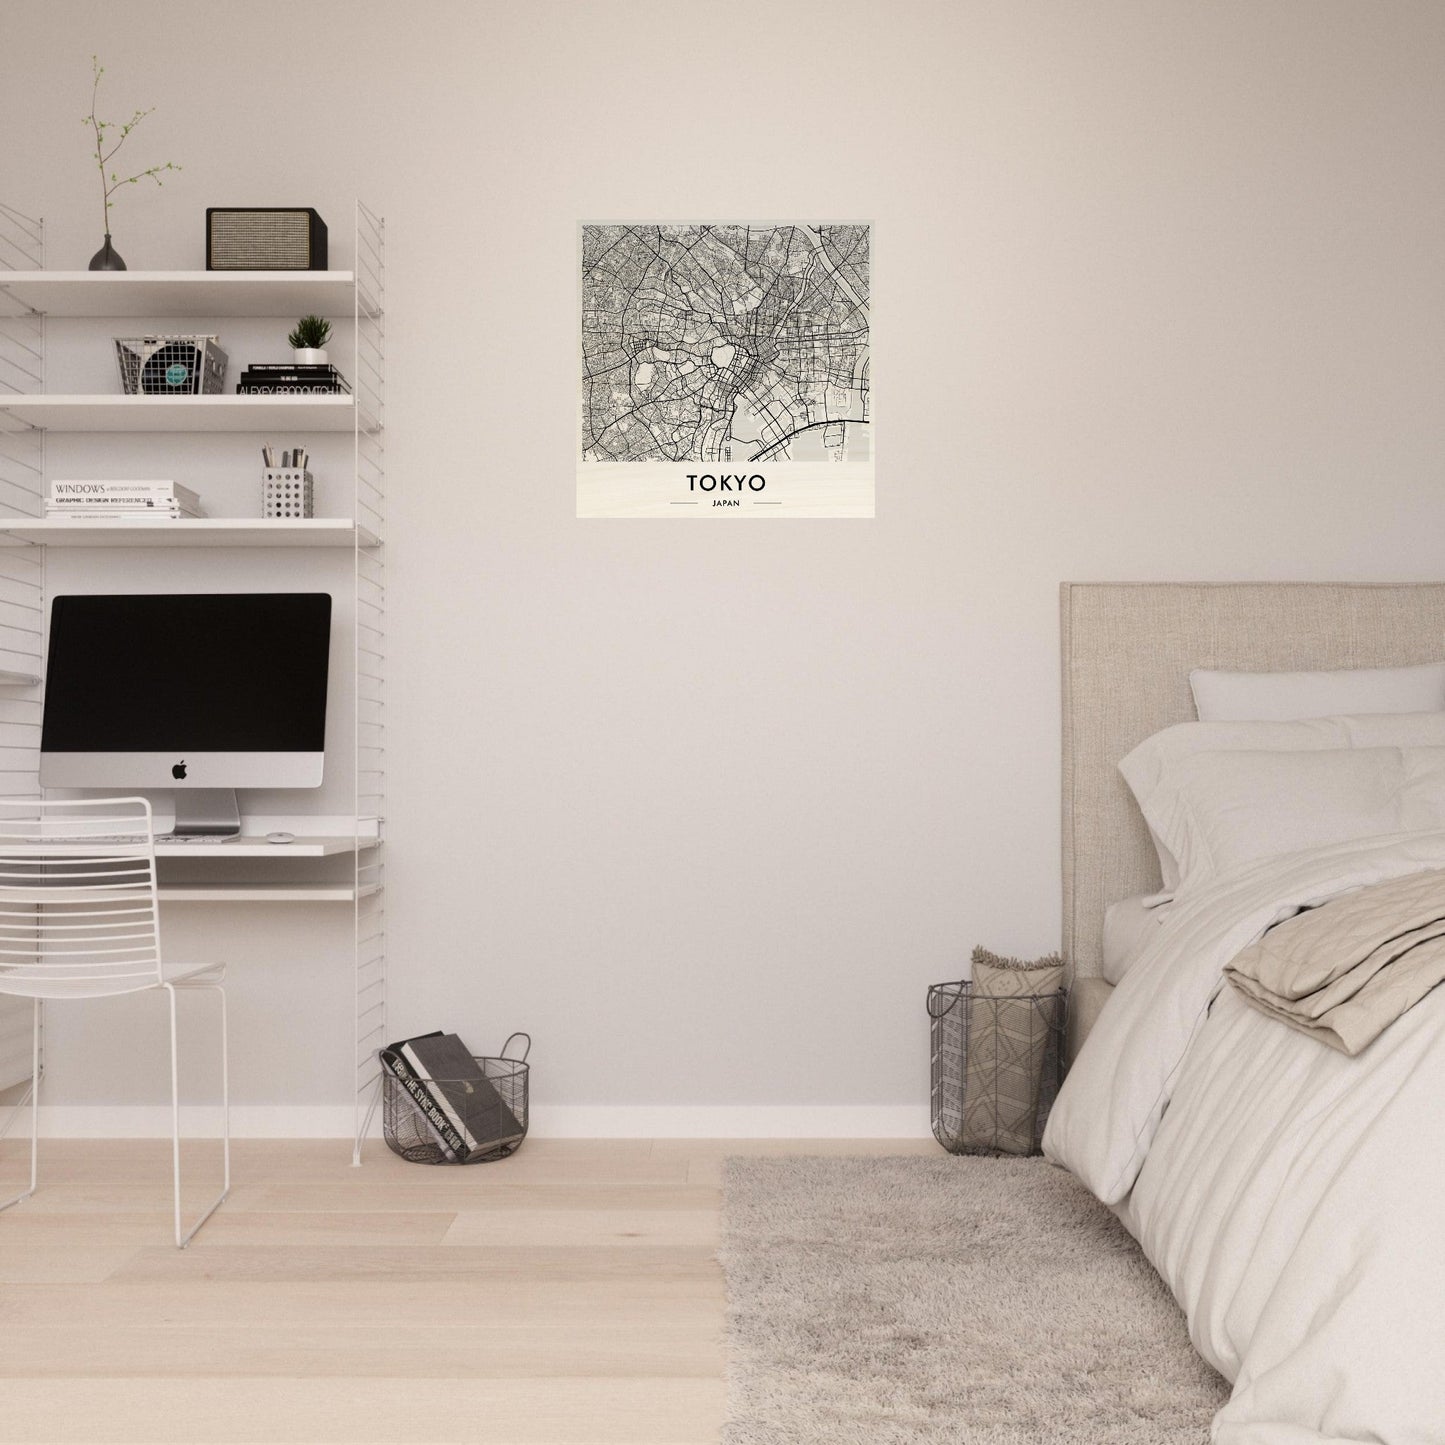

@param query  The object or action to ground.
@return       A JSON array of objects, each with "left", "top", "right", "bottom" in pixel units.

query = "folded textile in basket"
[
  {"left": 1225, "top": 866, "right": 1445, "bottom": 1054},
  {"left": 960, "top": 948, "right": 1065, "bottom": 1155}
]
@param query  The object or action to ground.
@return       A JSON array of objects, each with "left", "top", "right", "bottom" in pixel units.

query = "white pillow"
[
  {"left": 1102, "top": 894, "right": 1167, "bottom": 984},
  {"left": 1132, "top": 746, "right": 1445, "bottom": 900},
  {"left": 1190, "top": 662, "right": 1445, "bottom": 722},
  {"left": 1119, "top": 712, "right": 1445, "bottom": 895}
]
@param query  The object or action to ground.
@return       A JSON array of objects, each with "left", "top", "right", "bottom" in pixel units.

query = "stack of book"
[
  {"left": 47, "top": 480, "right": 205, "bottom": 519},
  {"left": 236, "top": 363, "right": 350, "bottom": 395},
  {"left": 383, "top": 1031, "right": 526, "bottom": 1162}
]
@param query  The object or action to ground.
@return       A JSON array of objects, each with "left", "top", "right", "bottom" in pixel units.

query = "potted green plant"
[
  {"left": 83, "top": 56, "right": 181, "bottom": 271},
  {"left": 287, "top": 315, "right": 332, "bottom": 366}
]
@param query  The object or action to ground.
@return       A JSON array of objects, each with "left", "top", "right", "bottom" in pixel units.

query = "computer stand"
[{"left": 170, "top": 790, "right": 241, "bottom": 838}]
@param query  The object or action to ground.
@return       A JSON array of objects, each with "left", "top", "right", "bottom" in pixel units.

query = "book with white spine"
[{"left": 45, "top": 510, "right": 203, "bottom": 520}]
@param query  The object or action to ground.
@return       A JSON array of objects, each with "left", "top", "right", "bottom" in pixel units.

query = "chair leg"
[
  {"left": 0, "top": 999, "right": 40, "bottom": 1214},
  {"left": 164, "top": 981, "right": 230, "bottom": 1249}
]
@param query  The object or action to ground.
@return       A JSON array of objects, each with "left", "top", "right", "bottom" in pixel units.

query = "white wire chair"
[{"left": 0, "top": 796, "right": 229, "bottom": 1247}]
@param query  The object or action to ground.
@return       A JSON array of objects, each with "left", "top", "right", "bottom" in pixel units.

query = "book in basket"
[
  {"left": 381, "top": 1032, "right": 461, "bottom": 1159},
  {"left": 385, "top": 1031, "right": 525, "bottom": 1161}
]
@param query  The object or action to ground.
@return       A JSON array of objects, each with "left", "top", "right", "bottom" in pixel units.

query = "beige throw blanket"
[
  {"left": 1225, "top": 866, "right": 1445, "bottom": 1054},
  {"left": 961, "top": 948, "right": 1065, "bottom": 1154}
]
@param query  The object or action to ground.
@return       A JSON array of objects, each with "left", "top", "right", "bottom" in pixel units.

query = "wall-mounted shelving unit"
[{"left": 0, "top": 199, "right": 387, "bottom": 1160}]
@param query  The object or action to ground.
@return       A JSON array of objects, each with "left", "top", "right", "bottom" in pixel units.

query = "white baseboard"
[
  {"left": 30, "top": 1105, "right": 362, "bottom": 1139},
  {"left": 531, "top": 1105, "right": 932, "bottom": 1138},
  {"left": 21, "top": 1103, "right": 932, "bottom": 1140}
]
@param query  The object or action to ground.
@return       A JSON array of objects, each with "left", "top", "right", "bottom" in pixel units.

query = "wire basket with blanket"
[{"left": 928, "top": 949, "right": 1066, "bottom": 1157}]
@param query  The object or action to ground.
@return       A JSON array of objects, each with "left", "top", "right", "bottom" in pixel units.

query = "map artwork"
[{"left": 578, "top": 223, "right": 872, "bottom": 518}]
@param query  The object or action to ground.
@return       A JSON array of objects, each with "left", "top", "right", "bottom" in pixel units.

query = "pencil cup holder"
[
  {"left": 262, "top": 468, "right": 314, "bottom": 519},
  {"left": 380, "top": 1033, "right": 531, "bottom": 1165}
]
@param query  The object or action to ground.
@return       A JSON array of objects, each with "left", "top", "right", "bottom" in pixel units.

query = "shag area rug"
[{"left": 720, "top": 1156, "right": 1229, "bottom": 1444}]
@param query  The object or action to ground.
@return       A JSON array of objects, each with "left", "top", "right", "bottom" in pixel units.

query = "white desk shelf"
[
  {"left": 158, "top": 883, "right": 381, "bottom": 904},
  {"left": 0, "top": 518, "right": 379, "bottom": 548},
  {"left": 154, "top": 834, "right": 367, "bottom": 859},
  {"left": 0, "top": 200, "right": 387, "bottom": 1164},
  {"left": 0, "top": 270, "right": 366, "bottom": 319},
  {"left": 0, "top": 394, "right": 364, "bottom": 433}
]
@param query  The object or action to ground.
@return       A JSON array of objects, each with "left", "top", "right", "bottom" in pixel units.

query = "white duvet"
[{"left": 1044, "top": 831, "right": 1445, "bottom": 1445}]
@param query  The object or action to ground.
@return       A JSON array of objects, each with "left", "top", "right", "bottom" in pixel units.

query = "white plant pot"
[{"left": 294, "top": 348, "right": 328, "bottom": 365}]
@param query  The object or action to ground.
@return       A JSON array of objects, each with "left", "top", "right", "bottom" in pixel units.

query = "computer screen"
[{"left": 40, "top": 592, "right": 332, "bottom": 789}]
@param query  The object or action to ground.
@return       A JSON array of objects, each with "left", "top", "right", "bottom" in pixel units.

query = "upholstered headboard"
[{"left": 1061, "top": 581, "right": 1445, "bottom": 980}]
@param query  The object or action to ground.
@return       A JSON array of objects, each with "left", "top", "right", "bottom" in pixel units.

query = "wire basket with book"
[
  {"left": 114, "top": 334, "right": 228, "bottom": 395},
  {"left": 380, "top": 1031, "right": 530, "bottom": 1164}
]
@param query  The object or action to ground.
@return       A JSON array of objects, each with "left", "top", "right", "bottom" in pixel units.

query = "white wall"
[{"left": 3, "top": 1, "right": 1444, "bottom": 1134}]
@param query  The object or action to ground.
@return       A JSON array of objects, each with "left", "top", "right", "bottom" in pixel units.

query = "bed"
[{"left": 1046, "top": 581, "right": 1445, "bottom": 1445}]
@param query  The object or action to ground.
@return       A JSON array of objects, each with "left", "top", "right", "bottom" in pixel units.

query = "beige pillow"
[{"left": 960, "top": 948, "right": 1065, "bottom": 1155}]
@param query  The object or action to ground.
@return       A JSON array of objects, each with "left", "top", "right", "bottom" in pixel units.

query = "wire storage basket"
[
  {"left": 380, "top": 1033, "right": 530, "bottom": 1165},
  {"left": 114, "top": 334, "right": 228, "bottom": 395},
  {"left": 928, "top": 981, "right": 1065, "bottom": 1157}
]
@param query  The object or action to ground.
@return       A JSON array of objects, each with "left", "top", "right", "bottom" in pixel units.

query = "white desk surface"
[{"left": 155, "top": 835, "right": 370, "bottom": 858}]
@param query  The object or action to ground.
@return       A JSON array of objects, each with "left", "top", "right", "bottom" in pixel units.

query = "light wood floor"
[{"left": 0, "top": 1137, "right": 936, "bottom": 1444}]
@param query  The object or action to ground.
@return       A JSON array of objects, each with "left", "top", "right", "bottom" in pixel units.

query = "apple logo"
[{"left": 172, "top": 761, "right": 187, "bottom": 780}]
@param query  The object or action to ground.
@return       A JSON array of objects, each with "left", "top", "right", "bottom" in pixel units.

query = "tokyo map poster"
[{"left": 578, "top": 222, "right": 872, "bottom": 518}]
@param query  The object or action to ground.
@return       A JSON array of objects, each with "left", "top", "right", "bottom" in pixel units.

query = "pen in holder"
[{"left": 263, "top": 468, "right": 314, "bottom": 519}]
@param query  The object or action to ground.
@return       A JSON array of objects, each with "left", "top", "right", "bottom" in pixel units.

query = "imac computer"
[{"left": 40, "top": 593, "right": 333, "bottom": 837}]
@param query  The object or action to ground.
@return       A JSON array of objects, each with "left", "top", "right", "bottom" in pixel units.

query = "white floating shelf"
[
  {"left": 153, "top": 835, "right": 362, "bottom": 859},
  {"left": 12, "top": 835, "right": 365, "bottom": 860},
  {"left": 158, "top": 883, "right": 379, "bottom": 903},
  {"left": 0, "top": 517, "right": 378, "bottom": 548},
  {"left": 0, "top": 270, "right": 364, "bottom": 318},
  {"left": 0, "top": 394, "right": 363, "bottom": 433}
]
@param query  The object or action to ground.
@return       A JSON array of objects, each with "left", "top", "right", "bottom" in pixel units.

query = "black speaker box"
[{"left": 206, "top": 208, "right": 328, "bottom": 270}]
